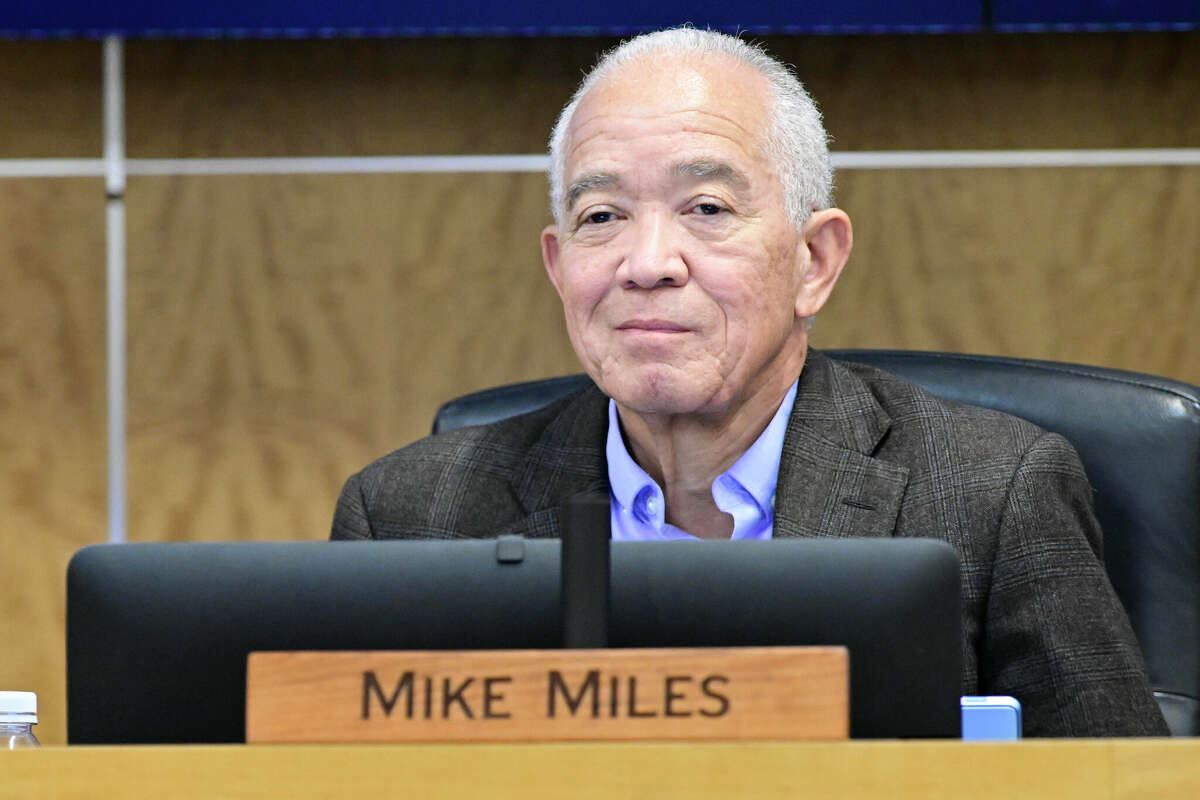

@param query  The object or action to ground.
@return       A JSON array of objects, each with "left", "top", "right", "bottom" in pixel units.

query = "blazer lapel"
[
  {"left": 774, "top": 352, "right": 910, "bottom": 539},
  {"left": 504, "top": 382, "right": 610, "bottom": 539}
]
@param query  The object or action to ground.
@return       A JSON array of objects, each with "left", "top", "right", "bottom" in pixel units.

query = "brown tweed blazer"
[{"left": 331, "top": 350, "right": 1167, "bottom": 737}]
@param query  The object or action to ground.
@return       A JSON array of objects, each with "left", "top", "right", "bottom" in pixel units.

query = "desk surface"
[{"left": 4, "top": 739, "right": 1199, "bottom": 799}]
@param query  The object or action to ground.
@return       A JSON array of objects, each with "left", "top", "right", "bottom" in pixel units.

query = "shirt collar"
[
  {"left": 721, "top": 379, "right": 798, "bottom": 514},
  {"left": 606, "top": 400, "right": 654, "bottom": 521}
]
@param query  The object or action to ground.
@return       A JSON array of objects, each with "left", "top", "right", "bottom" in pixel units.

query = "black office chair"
[{"left": 433, "top": 350, "right": 1200, "bottom": 736}]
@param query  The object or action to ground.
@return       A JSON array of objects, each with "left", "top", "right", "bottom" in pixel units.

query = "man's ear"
[
  {"left": 541, "top": 224, "right": 565, "bottom": 298},
  {"left": 795, "top": 208, "right": 853, "bottom": 319}
]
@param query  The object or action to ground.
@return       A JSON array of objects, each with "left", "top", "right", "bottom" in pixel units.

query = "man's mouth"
[{"left": 616, "top": 319, "right": 691, "bottom": 333}]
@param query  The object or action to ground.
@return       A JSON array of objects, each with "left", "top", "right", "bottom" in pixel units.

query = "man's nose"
[{"left": 617, "top": 212, "right": 689, "bottom": 289}]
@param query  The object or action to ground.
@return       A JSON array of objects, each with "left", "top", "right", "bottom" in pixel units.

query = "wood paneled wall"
[
  {"left": 2, "top": 32, "right": 1197, "bottom": 743},
  {"left": 124, "top": 172, "right": 577, "bottom": 543}
]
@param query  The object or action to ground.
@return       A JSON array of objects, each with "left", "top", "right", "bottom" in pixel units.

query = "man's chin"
[{"left": 598, "top": 370, "right": 722, "bottom": 418}]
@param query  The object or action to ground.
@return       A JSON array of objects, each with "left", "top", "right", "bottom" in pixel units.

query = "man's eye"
[
  {"left": 692, "top": 203, "right": 724, "bottom": 216},
  {"left": 583, "top": 211, "right": 615, "bottom": 225}
]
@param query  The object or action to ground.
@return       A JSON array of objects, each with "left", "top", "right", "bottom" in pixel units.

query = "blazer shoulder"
[
  {"left": 375, "top": 378, "right": 606, "bottom": 471},
  {"left": 333, "top": 381, "right": 607, "bottom": 539},
  {"left": 829, "top": 355, "right": 1050, "bottom": 451}
]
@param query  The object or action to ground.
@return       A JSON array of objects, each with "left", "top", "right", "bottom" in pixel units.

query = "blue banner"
[
  {"left": 994, "top": 1, "right": 1198, "bottom": 30},
  {"left": 2, "top": 0, "right": 1195, "bottom": 38},
  {"left": 2, "top": 1, "right": 982, "bottom": 38}
]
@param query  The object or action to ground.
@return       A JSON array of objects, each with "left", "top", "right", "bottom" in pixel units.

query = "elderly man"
[{"left": 332, "top": 28, "right": 1166, "bottom": 737}]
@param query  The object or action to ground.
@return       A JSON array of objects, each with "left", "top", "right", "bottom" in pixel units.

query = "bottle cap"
[{"left": 0, "top": 691, "right": 38, "bottom": 723}]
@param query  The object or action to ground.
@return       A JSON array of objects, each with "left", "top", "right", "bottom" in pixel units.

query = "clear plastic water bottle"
[{"left": 0, "top": 691, "right": 40, "bottom": 748}]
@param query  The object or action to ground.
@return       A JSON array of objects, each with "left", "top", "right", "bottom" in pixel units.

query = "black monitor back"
[{"left": 67, "top": 538, "right": 960, "bottom": 743}]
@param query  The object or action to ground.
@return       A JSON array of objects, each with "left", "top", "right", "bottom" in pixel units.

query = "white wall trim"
[
  {"left": 2, "top": 149, "right": 1199, "bottom": 179},
  {"left": 128, "top": 154, "right": 554, "bottom": 175},
  {"left": 832, "top": 149, "right": 1200, "bottom": 169}
]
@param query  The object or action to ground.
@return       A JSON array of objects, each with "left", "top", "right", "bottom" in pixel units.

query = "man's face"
[{"left": 542, "top": 55, "right": 819, "bottom": 420}]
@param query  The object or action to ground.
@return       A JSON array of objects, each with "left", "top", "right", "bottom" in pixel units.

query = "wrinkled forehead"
[{"left": 564, "top": 53, "right": 773, "bottom": 166}]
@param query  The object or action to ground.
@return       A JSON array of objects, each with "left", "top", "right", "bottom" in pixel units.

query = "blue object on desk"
[{"left": 961, "top": 696, "right": 1022, "bottom": 740}]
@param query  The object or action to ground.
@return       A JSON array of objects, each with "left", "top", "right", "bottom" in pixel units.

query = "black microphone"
[{"left": 560, "top": 494, "right": 611, "bottom": 648}]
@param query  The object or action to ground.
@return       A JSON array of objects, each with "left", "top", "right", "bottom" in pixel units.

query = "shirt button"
[{"left": 644, "top": 495, "right": 659, "bottom": 515}]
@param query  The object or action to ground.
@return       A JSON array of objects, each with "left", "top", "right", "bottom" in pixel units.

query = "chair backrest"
[{"left": 432, "top": 349, "right": 1200, "bottom": 735}]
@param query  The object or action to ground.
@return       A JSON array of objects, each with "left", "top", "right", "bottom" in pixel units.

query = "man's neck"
[{"left": 614, "top": 355, "right": 806, "bottom": 539}]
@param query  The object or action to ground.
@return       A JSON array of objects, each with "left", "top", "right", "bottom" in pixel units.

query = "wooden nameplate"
[{"left": 246, "top": 646, "right": 848, "bottom": 743}]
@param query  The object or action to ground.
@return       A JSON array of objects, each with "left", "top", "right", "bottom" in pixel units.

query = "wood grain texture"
[
  {"left": 124, "top": 173, "right": 578, "bottom": 543},
  {"left": 246, "top": 647, "right": 848, "bottom": 743},
  {"left": 0, "top": 179, "right": 106, "bottom": 746},
  {"left": 12, "top": 740, "right": 1200, "bottom": 799},
  {"left": 124, "top": 37, "right": 606, "bottom": 157},
  {"left": 765, "top": 32, "right": 1200, "bottom": 151},
  {"left": 1113, "top": 739, "right": 1200, "bottom": 799},
  {"left": 123, "top": 163, "right": 1200, "bottom": 546},
  {"left": 819, "top": 166, "right": 1200, "bottom": 383},
  {"left": 0, "top": 41, "right": 101, "bottom": 158},
  {"left": 123, "top": 33, "right": 1199, "bottom": 157}
]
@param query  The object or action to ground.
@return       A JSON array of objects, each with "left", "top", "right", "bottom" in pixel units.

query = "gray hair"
[{"left": 547, "top": 27, "right": 833, "bottom": 230}]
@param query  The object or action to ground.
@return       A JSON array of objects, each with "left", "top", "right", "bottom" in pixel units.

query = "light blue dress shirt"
[{"left": 605, "top": 380, "right": 799, "bottom": 540}]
